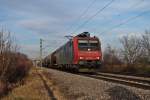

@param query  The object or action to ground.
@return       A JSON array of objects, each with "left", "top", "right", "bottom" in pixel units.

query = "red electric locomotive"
[{"left": 46, "top": 32, "right": 102, "bottom": 72}]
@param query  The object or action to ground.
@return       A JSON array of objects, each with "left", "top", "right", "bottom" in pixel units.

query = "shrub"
[
  {"left": 0, "top": 29, "right": 32, "bottom": 97},
  {"left": 6, "top": 53, "right": 32, "bottom": 83}
]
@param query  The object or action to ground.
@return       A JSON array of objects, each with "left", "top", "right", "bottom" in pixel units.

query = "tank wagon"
[{"left": 43, "top": 32, "right": 102, "bottom": 72}]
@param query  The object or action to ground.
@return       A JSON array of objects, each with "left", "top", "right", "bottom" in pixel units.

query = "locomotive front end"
[
  {"left": 73, "top": 32, "right": 102, "bottom": 72},
  {"left": 78, "top": 39, "right": 101, "bottom": 69}
]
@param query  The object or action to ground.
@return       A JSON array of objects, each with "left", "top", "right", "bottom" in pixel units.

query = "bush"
[
  {"left": 0, "top": 52, "right": 32, "bottom": 97},
  {"left": 0, "top": 81, "right": 8, "bottom": 97},
  {"left": 0, "top": 29, "right": 32, "bottom": 97},
  {"left": 6, "top": 53, "right": 32, "bottom": 83}
]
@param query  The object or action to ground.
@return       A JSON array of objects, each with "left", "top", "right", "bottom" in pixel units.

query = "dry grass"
[{"left": 2, "top": 67, "right": 64, "bottom": 100}]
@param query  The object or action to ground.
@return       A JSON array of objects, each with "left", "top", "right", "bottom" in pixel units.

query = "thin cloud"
[{"left": 0, "top": 0, "right": 149, "bottom": 58}]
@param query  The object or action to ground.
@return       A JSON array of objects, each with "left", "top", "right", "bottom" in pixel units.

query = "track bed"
[{"left": 43, "top": 68, "right": 150, "bottom": 100}]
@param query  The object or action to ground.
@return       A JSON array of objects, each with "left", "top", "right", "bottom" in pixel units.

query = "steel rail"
[
  {"left": 82, "top": 72, "right": 150, "bottom": 90},
  {"left": 96, "top": 72, "right": 150, "bottom": 84}
]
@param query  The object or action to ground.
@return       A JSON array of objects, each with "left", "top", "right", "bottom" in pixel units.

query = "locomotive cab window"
[
  {"left": 89, "top": 40, "right": 99, "bottom": 50},
  {"left": 78, "top": 40, "right": 99, "bottom": 51},
  {"left": 78, "top": 40, "right": 88, "bottom": 51}
]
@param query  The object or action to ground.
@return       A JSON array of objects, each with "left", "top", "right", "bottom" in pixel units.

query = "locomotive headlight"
[
  {"left": 79, "top": 57, "right": 84, "bottom": 59},
  {"left": 96, "top": 57, "right": 100, "bottom": 59}
]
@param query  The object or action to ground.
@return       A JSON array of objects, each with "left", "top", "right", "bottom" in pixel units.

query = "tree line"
[{"left": 102, "top": 30, "right": 150, "bottom": 75}]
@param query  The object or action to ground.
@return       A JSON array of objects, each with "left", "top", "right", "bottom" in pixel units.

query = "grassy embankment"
[{"left": 2, "top": 67, "right": 64, "bottom": 100}]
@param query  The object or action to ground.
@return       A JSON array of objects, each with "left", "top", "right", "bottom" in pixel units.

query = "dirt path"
[
  {"left": 2, "top": 68, "right": 64, "bottom": 100},
  {"left": 38, "top": 72, "right": 56, "bottom": 100}
]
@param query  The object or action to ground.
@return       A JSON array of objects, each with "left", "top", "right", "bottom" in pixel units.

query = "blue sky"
[{"left": 0, "top": 0, "right": 150, "bottom": 58}]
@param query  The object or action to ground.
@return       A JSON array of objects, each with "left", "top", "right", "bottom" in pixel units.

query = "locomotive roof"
[
  {"left": 75, "top": 32, "right": 99, "bottom": 39},
  {"left": 51, "top": 32, "right": 100, "bottom": 55},
  {"left": 76, "top": 32, "right": 90, "bottom": 37},
  {"left": 75, "top": 36, "right": 99, "bottom": 39}
]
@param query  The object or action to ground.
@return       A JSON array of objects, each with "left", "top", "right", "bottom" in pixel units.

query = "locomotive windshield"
[{"left": 78, "top": 40, "right": 99, "bottom": 51}]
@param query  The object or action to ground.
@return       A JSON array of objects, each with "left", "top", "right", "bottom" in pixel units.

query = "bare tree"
[
  {"left": 141, "top": 30, "right": 150, "bottom": 63},
  {"left": 103, "top": 44, "right": 122, "bottom": 66},
  {"left": 120, "top": 35, "right": 142, "bottom": 66},
  {"left": 0, "top": 29, "right": 17, "bottom": 81},
  {"left": 0, "top": 29, "right": 32, "bottom": 96}
]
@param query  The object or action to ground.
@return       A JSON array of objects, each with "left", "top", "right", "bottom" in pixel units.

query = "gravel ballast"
[{"left": 43, "top": 68, "right": 150, "bottom": 100}]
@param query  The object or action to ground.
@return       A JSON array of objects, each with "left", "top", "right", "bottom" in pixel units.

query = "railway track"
[{"left": 82, "top": 72, "right": 150, "bottom": 90}]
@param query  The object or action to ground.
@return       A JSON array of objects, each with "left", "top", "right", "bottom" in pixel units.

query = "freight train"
[{"left": 43, "top": 32, "right": 102, "bottom": 72}]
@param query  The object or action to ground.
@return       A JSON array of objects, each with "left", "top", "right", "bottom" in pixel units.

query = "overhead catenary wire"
[
  {"left": 73, "top": 0, "right": 115, "bottom": 33},
  {"left": 102, "top": 0, "right": 145, "bottom": 25},
  {"left": 66, "top": 0, "right": 97, "bottom": 33},
  {"left": 117, "top": 0, "right": 145, "bottom": 16},
  {"left": 100, "top": 10, "right": 150, "bottom": 34}
]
